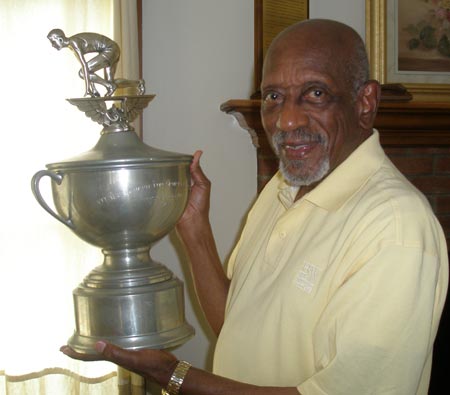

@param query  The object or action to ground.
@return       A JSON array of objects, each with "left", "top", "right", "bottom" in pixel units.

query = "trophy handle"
[{"left": 31, "top": 170, "right": 75, "bottom": 229}]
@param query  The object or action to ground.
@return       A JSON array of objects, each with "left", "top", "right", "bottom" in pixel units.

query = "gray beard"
[
  {"left": 272, "top": 130, "right": 330, "bottom": 187},
  {"left": 279, "top": 155, "right": 330, "bottom": 186}
]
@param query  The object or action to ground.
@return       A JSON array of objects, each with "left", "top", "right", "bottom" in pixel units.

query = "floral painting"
[{"left": 398, "top": 0, "right": 450, "bottom": 72}]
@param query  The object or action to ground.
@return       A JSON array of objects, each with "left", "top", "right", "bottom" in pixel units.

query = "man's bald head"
[{"left": 263, "top": 19, "right": 370, "bottom": 98}]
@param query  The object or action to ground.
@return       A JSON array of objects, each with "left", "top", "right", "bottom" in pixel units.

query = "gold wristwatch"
[{"left": 161, "top": 360, "right": 191, "bottom": 395}]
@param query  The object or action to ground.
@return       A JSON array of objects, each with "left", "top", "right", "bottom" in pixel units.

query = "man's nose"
[{"left": 276, "top": 101, "right": 309, "bottom": 132}]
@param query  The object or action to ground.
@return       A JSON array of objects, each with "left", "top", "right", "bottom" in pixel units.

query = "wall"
[
  {"left": 310, "top": 0, "right": 365, "bottom": 40},
  {"left": 141, "top": 0, "right": 366, "bottom": 370},
  {"left": 141, "top": 0, "right": 256, "bottom": 369}
]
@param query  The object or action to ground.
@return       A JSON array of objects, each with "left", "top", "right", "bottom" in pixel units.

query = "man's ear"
[{"left": 357, "top": 80, "right": 381, "bottom": 130}]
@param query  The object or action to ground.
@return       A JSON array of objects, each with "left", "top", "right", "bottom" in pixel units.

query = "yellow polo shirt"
[{"left": 213, "top": 131, "right": 448, "bottom": 395}]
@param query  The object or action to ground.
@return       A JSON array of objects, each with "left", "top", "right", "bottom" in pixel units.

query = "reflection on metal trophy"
[{"left": 31, "top": 29, "right": 194, "bottom": 354}]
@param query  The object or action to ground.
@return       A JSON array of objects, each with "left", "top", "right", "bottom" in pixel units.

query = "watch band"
[{"left": 161, "top": 360, "right": 191, "bottom": 395}]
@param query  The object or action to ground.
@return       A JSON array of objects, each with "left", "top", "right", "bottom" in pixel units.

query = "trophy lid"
[
  {"left": 47, "top": 131, "right": 192, "bottom": 170},
  {"left": 45, "top": 95, "right": 192, "bottom": 170}
]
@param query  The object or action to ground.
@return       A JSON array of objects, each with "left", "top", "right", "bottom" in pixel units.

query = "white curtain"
[{"left": 0, "top": 1, "right": 140, "bottom": 393}]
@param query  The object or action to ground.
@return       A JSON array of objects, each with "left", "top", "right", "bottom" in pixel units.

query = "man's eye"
[
  {"left": 263, "top": 92, "right": 282, "bottom": 103},
  {"left": 304, "top": 88, "right": 329, "bottom": 103}
]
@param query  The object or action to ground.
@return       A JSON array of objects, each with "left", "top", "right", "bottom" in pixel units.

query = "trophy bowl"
[
  {"left": 33, "top": 133, "right": 191, "bottom": 251},
  {"left": 32, "top": 127, "right": 195, "bottom": 354}
]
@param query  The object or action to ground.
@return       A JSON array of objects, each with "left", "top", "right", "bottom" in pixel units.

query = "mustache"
[{"left": 272, "top": 129, "right": 327, "bottom": 146}]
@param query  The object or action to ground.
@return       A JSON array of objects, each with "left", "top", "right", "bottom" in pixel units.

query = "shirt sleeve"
[{"left": 297, "top": 243, "right": 441, "bottom": 395}]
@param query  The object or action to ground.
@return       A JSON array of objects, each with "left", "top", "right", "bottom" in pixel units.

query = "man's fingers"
[
  {"left": 59, "top": 345, "right": 104, "bottom": 362},
  {"left": 95, "top": 341, "right": 140, "bottom": 370},
  {"left": 190, "top": 150, "right": 210, "bottom": 187},
  {"left": 62, "top": 341, "right": 178, "bottom": 384},
  {"left": 60, "top": 342, "right": 142, "bottom": 369},
  {"left": 190, "top": 150, "right": 204, "bottom": 181},
  {"left": 191, "top": 150, "right": 203, "bottom": 168},
  {"left": 95, "top": 340, "right": 107, "bottom": 353}
]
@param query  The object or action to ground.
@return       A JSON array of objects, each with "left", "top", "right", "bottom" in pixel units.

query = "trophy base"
[
  {"left": 68, "top": 259, "right": 195, "bottom": 354},
  {"left": 68, "top": 322, "right": 195, "bottom": 354}
]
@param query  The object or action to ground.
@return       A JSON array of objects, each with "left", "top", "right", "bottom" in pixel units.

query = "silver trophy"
[{"left": 31, "top": 29, "right": 194, "bottom": 354}]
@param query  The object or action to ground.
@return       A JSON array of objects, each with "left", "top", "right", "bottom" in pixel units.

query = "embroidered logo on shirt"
[{"left": 295, "top": 262, "right": 321, "bottom": 294}]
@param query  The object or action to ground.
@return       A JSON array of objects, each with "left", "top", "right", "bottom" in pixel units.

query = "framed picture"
[
  {"left": 366, "top": 0, "right": 450, "bottom": 102},
  {"left": 253, "top": 0, "right": 309, "bottom": 96}
]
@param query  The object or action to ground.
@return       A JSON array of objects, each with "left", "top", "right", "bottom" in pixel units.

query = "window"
[{"left": 0, "top": 1, "right": 140, "bottom": 393}]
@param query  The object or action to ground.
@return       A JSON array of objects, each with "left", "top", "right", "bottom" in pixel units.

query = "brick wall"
[{"left": 385, "top": 146, "right": 450, "bottom": 246}]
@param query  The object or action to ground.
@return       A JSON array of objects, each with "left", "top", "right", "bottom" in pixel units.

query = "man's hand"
[
  {"left": 176, "top": 150, "right": 211, "bottom": 236},
  {"left": 60, "top": 342, "right": 300, "bottom": 395},
  {"left": 60, "top": 342, "right": 178, "bottom": 385},
  {"left": 59, "top": 344, "right": 105, "bottom": 362}
]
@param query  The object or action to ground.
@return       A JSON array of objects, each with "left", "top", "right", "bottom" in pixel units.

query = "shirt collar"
[
  {"left": 277, "top": 173, "right": 299, "bottom": 209},
  {"left": 277, "top": 130, "right": 385, "bottom": 211}
]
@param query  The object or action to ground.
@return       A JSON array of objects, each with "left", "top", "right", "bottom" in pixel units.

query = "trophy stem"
[
  {"left": 80, "top": 247, "right": 174, "bottom": 289},
  {"left": 103, "top": 246, "right": 154, "bottom": 269}
]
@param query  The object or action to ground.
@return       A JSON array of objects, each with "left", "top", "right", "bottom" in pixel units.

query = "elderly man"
[{"left": 62, "top": 19, "right": 448, "bottom": 395}]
